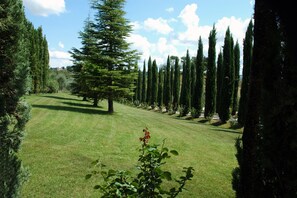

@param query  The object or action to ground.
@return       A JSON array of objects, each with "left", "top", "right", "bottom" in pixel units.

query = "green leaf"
[
  {"left": 94, "top": 185, "right": 101, "bottom": 189},
  {"left": 170, "top": 150, "right": 179, "bottom": 156}
]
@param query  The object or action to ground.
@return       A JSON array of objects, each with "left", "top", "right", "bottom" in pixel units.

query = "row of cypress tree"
[
  {"left": 0, "top": 0, "right": 50, "bottom": 197},
  {"left": 232, "top": 0, "right": 297, "bottom": 197},
  {"left": 134, "top": 23, "right": 253, "bottom": 124}
]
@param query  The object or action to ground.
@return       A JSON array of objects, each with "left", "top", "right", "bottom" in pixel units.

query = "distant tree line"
[{"left": 133, "top": 23, "right": 252, "bottom": 124}]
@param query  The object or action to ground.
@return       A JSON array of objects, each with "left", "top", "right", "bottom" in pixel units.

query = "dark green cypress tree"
[
  {"left": 219, "top": 27, "right": 232, "bottom": 122},
  {"left": 163, "top": 56, "right": 171, "bottom": 110},
  {"left": 238, "top": 20, "right": 253, "bottom": 126},
  {"left": 232, "top": 41, "right": 240, "bottom": 115},
  {"left": 180, "top": 50, "right": 191, "bottom": 116},
  {"left": 204, "top": 26, "right": 217, "bottom": 118},
  {"left": 190, "top": 58, "right": 196, "bottom": 108},
  {"left": 146, "top": 57, "right": 152, "bottom": 104},
  {"left": 216, "top": 51, "right": 223, "bottom": 114},
  {"left": 170, "top": 60, "right": 174, "bottom": 105},
  {"left": 141, "top": 60, "right": 146, "bottom": 103},
  {"left": 136, "top": 69, "right": 142, "bottom": 102},
  {"left": 192, "top": 37, "right": 204, "bottom": 117},
  {"left": 42, "top": 36, "right": 49, "bottom": 92},
  {"left": 157, "top": 67, "right": 164, "bottom": 107},
  {"left": 0, "top": 0, "right": 30, "bottom": 196},
  {"left": 151, "top": 60, "right": 158, "bottom": 106},
  {"left": 172, "top": 57, "right": 180, "bottom": 111}
]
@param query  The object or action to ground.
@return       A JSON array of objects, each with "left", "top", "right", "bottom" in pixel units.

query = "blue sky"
[{"left": 23, "top": 0, "right": 254, "bottom": 68}]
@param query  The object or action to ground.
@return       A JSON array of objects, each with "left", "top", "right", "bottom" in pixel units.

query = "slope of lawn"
[{"left": 20, "top": 93, "right": 241, "bottom": 197}]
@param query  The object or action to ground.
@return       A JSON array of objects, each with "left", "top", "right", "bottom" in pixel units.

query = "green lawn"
[{"left": 20, "top": 93, "right": 241, "bottom": 197}]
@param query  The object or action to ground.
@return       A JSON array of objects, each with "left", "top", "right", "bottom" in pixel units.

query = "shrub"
[{"left": 87, "top": 128, "right": 194, "bottom": 197}]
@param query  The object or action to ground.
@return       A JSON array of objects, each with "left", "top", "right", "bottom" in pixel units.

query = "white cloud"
[
  {"left": 58, "top": 41, "right": 64, "bottom": 49},
  {"left": 166, "top": 7, "right": 174, "bottom": 13},
  {"left": 144, "top": 18, "right": 173, "bottom": 35},
  {"left": 127, "top": 33, "right": 151, "bottom": 60},
  {"left": 130, "top": 21, "right": 142, "bottom": 31},
  {"left": 179, "top": 4, "right": 199, "bottom": 29},
  {"left": 23, "top": 0, "right": 66, "bottom": 16},
  {"left": 49, "top": 50, "right": 72, "bottom": 68}
]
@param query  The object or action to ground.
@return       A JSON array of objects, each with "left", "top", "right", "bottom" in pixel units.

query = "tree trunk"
[
  {"left": 108, "top": 98, "right": 114, "bottom": 113},
  {"left": 93, "top": 95, "right": 98, "bottom": 107}
]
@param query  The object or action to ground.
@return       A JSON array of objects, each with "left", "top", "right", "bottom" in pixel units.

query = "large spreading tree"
[
  {"left": 90, "top": 0, "right": 139, "bottom": 113},
  {"left": 0, "top": 0, "right": 30, "bottom": 196}
]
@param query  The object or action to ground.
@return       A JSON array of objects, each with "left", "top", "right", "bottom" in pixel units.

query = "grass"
[{"left": 20, "top": 93, "right": 241, "bottom": 197}]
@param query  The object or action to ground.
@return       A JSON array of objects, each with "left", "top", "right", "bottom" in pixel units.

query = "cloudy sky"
[{"left": 23, "top": 0, "right": 254, "bottom": 68}]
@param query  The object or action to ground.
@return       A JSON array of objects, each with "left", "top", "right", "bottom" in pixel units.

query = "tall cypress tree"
[
  {"left": 141, "top": 60, "right": 146, "bottom": 103},
  {"left": 232, "top": 41, "right": 240, "bottom": 115},
  {"left": 172, "top": 57, "right": 180, "bottom": 111},
  {"left": 216, "top": 51, "right": 223, "bottom": 114},
  {"left": 136, "top": 69, "right": 142, "bottom": 102},
  {"left": 146, "top": 57, "right": 152, "bottom": 104},
  {"left": 0, "top": 0, "right": 30, "bottom": 196},
  {"left": 219, "top": 27, "right": 233, "bottom": 122},
  {"left": 151, "top": 60, "right": 158, "bottom": 106},
  {"left": 163, "top": 56, "right": 171, "bottom": 110},
  {"left": 204, "top": 26, "right": 217, "bottom": 118},
  {"left": 180, "top": 50, "right": 191, "bottom": 116},
  {"left": 233, "top": 1, "right": 297, "bottom": 197},
  {"left": 238, "top": 20, "right": 253, "bottom": 126},
  {"left": 157, "top": 67, "right": 164, "bottom": 107},
  {"left": 190, "top": 58, "right": 196, "bottom": 107},
  {"left": 192, "top": 37, "right": 204, "bottom": 117}
]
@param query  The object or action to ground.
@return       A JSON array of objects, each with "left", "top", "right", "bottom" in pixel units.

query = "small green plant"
[{"left": 87, "top": 128, "right": 194, "bottom": 197}]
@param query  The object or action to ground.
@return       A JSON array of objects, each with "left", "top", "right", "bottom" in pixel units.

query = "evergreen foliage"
[
  {"left": 204, "top": 26, "right": 217, "bottom": 118},
  {"left": 172, "top": 57, "right": 180, "bottom": 111},
  {"left": 141, "top": 61, "right": 146, "bottom": 103},
  {"left": 216, "top": 51, "right": 223, "bottom": 114},
  {"left": 233, "top": 1, "right": 297, "bottom": 197},
  {"left": 0, "top": 0, "right": 30, "bottom": 196},
  {"left": 192, "top": 37, "right": 204, "bottom": 117},
  {"left": 136, "top": 69, "right": 142, "bottom": 102},
  {"left": 151, "top": 60, "right": 158, "bottom": 107},
  {"left": 146, "top": 57, "right": 152, "bottom": 104},
  {"left": 26, "top": 23, "right": 49, "bottom": 93},
  {"left": 71, "top": 0, "right": 139, "bottom": 112},
  {"left": 180, "top": 50, "right": 191, "bottom": 116},
  {"left": 92, "top": 0, "right": 139, "bottom": 112},
  {"left": 219, "top": 27, "right": 233, "bottom": 122},
  {"left": 238, "top": 20, "right": 253, "bottom": 126},
  {"left": 231, "top": 41, "right": 240, "bottom": 115},
  {"left": 163, "top": 56, "right": 171, "bottom": 110},
  {"left": 157, "top": 68, "right": 164, "bottom": 107}
]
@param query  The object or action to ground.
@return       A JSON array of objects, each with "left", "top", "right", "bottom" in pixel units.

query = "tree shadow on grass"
[
  {"left": 62, "top": 101, "right": 103, "bottom": 109},
  {"left": 211, "top": 128, "right": 242, "bottom": 134},
  {"left": 32, "top": 104, "right": 110, "bottom": 115},
  {"left": 42, "top": 95, "right": 82, "bottom": 102}
]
